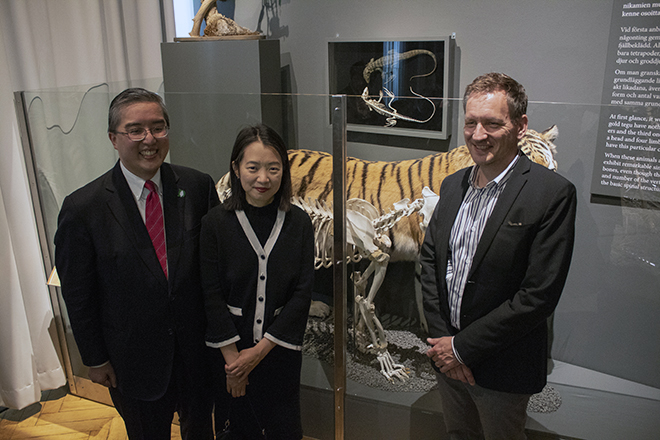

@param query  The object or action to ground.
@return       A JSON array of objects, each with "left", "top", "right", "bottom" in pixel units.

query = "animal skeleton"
[
  {"left": 217, "top": 176, "right": 438, "bottom": 381},
  {"left": 361, "top": 49, "right": 437, "bottom": 127},
  {"left": 292, "top": 194, "right": 437, "bottom": 381},
  {"left": 362, "top": 49, "right": 436, "bottom": 84}
]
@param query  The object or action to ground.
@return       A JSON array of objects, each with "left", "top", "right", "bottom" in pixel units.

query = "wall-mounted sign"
[{"left": 592, "top": 1, "right": 660, "bottom": 206}]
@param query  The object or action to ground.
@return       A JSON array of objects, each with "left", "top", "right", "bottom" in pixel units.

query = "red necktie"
[{"left": 145, "top": 180, "right": 167, "bottom": 278}]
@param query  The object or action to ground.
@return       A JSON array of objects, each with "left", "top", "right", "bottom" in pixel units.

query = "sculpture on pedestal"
[{"left": 190, "top": 0, "right": 260, "bottom": 38}]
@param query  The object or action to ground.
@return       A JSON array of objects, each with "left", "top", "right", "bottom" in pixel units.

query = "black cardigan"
[{"left": 200, "top": 203, "right": 314, "bottom": 351}]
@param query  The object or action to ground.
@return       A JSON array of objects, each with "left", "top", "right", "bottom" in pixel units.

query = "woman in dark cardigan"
[{"left": 201, "top": 124, "right": 314, "bottom": 440}]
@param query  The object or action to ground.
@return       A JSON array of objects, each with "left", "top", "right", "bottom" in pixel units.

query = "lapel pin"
[{"left": 178, "top": 189, "right": 186, "bottom": 198}]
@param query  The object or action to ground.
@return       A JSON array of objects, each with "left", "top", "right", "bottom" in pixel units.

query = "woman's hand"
[
  {"left": 219, "top": 343, "right": 248, "bottom": 397},
  {"left": 226, "top": 371, "right": 249, "bottom": 397},
  {"left": 225, "top": 338, "right": 276, "bottom": 381}
]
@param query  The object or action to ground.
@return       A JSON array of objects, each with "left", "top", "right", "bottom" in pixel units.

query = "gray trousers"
[{"left": 435, "top": 371, "right": 531, "bottom": 440}]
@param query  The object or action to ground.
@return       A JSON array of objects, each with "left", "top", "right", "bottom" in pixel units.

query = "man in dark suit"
[
  {"left": 422, "top": 73, "right": 576, "bottom": 439},
  {"left": 55, "top": 88, "right": 219, "bottom": 439}
]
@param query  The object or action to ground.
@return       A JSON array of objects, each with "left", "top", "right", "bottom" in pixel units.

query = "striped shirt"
[{"left": 446, "top": 154, "right": 520, "bottom": 331}]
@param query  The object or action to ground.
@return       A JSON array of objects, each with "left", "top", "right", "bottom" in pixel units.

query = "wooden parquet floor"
[
  {"left": 0, "top": 387, "right": 181, "bottom": 440},
  {"left": 0, "top": 388, "right": 318, "bottom": 440}
]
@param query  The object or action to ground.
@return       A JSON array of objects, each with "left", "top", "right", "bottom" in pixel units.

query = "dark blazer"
[
  {"left": 421, "top": 154, "right": 577, "bottom": 394},
  {"left": 55, "top": 161, "right": 220, "bottom": 400}
]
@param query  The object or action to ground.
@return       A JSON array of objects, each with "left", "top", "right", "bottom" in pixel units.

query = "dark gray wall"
[
  {"left": 242, "top": 0, "right": 660, "bottom": 389},
  {"left": 161, "top": 39, "right": 283, "bottom": 181}
]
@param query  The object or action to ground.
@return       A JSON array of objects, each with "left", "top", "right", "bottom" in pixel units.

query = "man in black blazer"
[
  {"left": 55, "top": 88, "right": 219, "bottom": 439},
  {"left": 422, "top": 73, "right": 576, "bottom": 439}
]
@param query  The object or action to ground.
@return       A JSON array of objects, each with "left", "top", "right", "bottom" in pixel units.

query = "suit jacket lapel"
[
  {"left": 109, "top": 161, "right": 169, "bottom": 290},
  {"left": 107, "top": 163, "right": 142, "bottom": 247},
  {"left": 161, "top": 163, "right": 182, "bottom": 288},
  {"left": 468, "top": 155, "right": 531, "bottom": 277}
]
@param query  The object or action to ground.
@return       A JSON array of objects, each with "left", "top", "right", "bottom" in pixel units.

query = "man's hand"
[
  {"left": 88, "top": 363, "right": 117, "bottom": 388},
  {"left": 426, "top": 338, "right": 476, "bottom": 386},
  {"left": 444, "top": 364, "right": 475, "bottom": 385},
  {"left": 426, "top": 336, "right": 461, "bottom": 371}
]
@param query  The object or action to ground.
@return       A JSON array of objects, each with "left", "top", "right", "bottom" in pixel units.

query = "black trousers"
[
  {"left": 109, "top": 347, "right": 214, "bottom": 440},
  {"left": 214, "top": 345, "right": 303, "bottom": 440}
]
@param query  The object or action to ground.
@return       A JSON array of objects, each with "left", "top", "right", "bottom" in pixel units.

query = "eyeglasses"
[{"left": 115, "top": 126, "right": 169, "bottom": 142}]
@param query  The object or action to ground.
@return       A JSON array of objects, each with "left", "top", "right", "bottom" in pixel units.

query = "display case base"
[{"left": 301, "top": 356, "right": 660, "bottom": 440}]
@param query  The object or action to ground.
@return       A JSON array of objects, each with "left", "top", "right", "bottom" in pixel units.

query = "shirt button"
[
  {"left": 260, "top": 275, "right": 266, "bottom": 280},
  {"left": 257, "top": 319, "right": 262, "bottom": 324},
  {"left": 260, "top": 255, "right": 266, "bottom": 260},
  {"left": 258, "top": 296, "right": 264, "bottom": 302}
]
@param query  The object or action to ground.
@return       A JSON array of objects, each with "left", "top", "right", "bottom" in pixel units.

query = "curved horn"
[{"left": 189, "top": 0, "right": 217, "bottom": 37}]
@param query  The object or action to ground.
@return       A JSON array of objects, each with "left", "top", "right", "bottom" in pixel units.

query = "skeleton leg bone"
[
  {"left": 353, "top": 258, "right": 409, "bottom": 381},
  {"left": 377, "top": 351, "right": 409, "bottom": 382}
]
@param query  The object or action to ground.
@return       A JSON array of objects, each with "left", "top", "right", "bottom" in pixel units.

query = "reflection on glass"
[
  {"left": 19, "top": 85, "right": 660, "bottom": 439},
  {"left": 22, "top": 80, "right": 164, "bottom": 380}
]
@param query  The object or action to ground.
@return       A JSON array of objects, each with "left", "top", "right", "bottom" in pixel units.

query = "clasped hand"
[
  {"left": 224, "top": 343, "right": 273, "bottom": 397},
  {"left": 220, "top": 339, "right": 276, "bottom": 397},
  {"left": 426, "top": 336, "right": 475, "bottom": 385}
]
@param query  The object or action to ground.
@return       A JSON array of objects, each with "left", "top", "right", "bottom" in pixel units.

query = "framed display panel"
[{"left": 328, "top": 37, "right": 454, "bottom": 141}]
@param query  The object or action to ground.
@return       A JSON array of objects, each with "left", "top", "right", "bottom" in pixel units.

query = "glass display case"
[{"left": 16, "top": 82, "right": 660, "bottom": 439}]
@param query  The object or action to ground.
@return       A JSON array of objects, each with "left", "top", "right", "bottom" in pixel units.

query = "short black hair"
[
  {"left": 108, "top": 88, "right": 169, "bottom": 133},
  {"left": 224, "top": 124, "right": 292, "bottom": 212}
]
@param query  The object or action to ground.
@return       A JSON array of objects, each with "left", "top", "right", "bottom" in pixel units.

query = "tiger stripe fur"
[{"left": 287, "top": 126, "right": 558, "bottom": 261}]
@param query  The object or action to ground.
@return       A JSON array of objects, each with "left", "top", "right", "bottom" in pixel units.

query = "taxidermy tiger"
[
  {"left": 286, "top": 125, "right": 558, "bottom": 262},
  {"left": 217, "top": 126, "right": 558, "bottom": 261}
]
